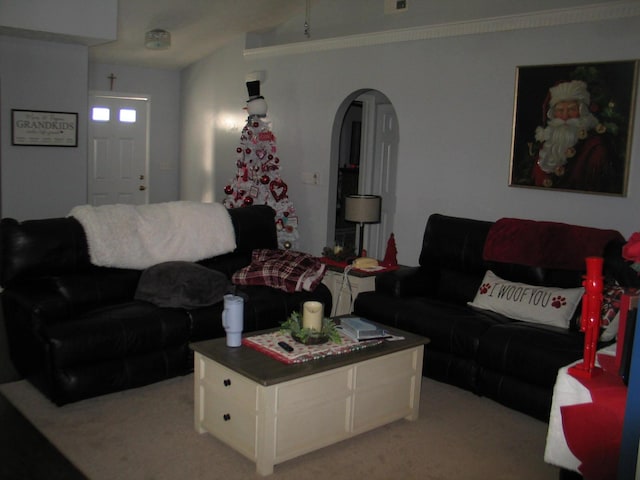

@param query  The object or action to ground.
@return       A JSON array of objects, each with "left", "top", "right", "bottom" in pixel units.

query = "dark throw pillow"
[{"left": 135, "top": 261, "right": 230, "bottom": 308}]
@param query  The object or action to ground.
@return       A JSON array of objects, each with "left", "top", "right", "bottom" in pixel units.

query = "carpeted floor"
[
  {"left": 0, "top": 392, "right": 86, "bottom": 479},
  {"left": 0, "top": 375, "right": 559, "bottom": 480}
]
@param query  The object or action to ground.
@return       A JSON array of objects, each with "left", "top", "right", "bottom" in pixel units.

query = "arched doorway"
[{"left": 327, "top": 90, "right": 399, "bottom": 260}]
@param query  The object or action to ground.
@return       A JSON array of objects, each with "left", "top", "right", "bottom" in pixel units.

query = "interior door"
[
  {"left": 88, "top": 93, "right": 149, "bottom": 206},
  {"left": 361, "top": 103, "right": 399, "bottom": 259},
  {"left": 369, "top": 103, "right": 399, "bottom": 259}
]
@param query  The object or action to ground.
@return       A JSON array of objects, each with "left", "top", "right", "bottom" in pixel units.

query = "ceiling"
[
  {"left": 9, "top": 1, "right": 626, "bottom": 71},
  {"left": 88, "top": 0, "right": 309, "bottom": 70}
]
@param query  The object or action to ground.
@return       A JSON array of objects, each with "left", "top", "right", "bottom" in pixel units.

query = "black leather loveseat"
[
  {"left": 1, "top": 205, "right": 331, "bottom": 405},
  {"left": 354, "top": 213, "right": 637, "bottom": 420}
]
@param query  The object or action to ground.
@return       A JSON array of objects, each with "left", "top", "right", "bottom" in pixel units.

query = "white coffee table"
[{"left": 191, "top": 324, "right": 428, "bottom": 475}]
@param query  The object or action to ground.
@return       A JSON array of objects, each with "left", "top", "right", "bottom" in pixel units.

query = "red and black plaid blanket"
[{"left": 231, "top": 249, "right": 327, "bottom": 293}]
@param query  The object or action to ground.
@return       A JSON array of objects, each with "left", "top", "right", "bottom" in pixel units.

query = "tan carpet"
[{"left": 0, "top": 375, "right": 559, "bottom": 480}]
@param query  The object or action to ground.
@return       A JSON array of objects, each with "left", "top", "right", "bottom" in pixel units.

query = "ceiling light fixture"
[{"left": 145, "top": 29, "right": 171, "bottom": 50}]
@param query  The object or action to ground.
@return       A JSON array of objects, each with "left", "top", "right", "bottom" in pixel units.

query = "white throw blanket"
[{"left": 69, "top": 201, "right": 236, "bottom": 269}]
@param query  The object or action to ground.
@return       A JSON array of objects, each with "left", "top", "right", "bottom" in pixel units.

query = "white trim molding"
[{"left": 244, "top": 1, "right": 640, "bottom": 60}]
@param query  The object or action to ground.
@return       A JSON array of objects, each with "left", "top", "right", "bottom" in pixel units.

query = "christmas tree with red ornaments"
[{"left": 223, "top": 81, "right": 299, "bottom": 249}]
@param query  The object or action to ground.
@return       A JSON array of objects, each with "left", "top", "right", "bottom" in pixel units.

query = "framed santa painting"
[{"left": 509, "top": 60, "right": 638, "bottom": 196}]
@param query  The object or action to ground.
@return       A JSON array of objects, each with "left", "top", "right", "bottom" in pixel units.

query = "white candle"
[{"left": 302, "top": 301, "right": 323, "bottom": 331}]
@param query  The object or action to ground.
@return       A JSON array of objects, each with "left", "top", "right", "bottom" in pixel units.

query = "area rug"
[{"left": 0, "top": 375, "right": 558, "bottom": 480}]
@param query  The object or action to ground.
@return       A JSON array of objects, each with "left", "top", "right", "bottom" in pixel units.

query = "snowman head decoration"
[{"left": 246, "top": 80, "right": 268, "bottom": 118}]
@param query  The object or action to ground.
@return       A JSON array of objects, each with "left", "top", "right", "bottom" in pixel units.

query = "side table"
[
  {"left": 544, "top": 345, "right": 627, "bottom": 479},
  {"left": 322, "top": 266, "right": 379, "bottom": 316}
]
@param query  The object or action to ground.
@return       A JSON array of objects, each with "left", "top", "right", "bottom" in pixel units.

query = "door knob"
[
  {"left": 139, "top": 185, "right": 146, "bottom": 191},
  {"left": 139, "top": 174, "right": 145, "bottom": 180}
]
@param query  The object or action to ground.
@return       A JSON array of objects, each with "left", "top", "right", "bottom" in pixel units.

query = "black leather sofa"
[
  {"left": 354, "top": 213, "right": 637, "bottom": 421},
  {"left": 0, "top": 205, "right": 331, "bottom": 405}
]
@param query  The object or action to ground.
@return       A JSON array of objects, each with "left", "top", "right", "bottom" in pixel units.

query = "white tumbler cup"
[{"left": 222, "top": 294, "right": 244, "bottom": 347}]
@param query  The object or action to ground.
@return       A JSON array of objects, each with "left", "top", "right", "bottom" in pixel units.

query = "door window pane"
[
  {"left": 119, "top": 109, "right": 136, "bottom": 123},
  {"left": 92, "top": 107, "right": 110, "bottom": 122}
]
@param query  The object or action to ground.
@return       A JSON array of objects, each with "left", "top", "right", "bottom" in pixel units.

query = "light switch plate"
[
  {"left": 301, "top": 172, "right": 320, "bottom": 185},
  {"left": 384, "top": 0, "right": 408, "bottom": 15}
]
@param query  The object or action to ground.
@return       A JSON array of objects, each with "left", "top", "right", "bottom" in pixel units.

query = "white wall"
[
  {"left": 250, "top": 0, "right": 624, "bottom": 47},
  {"left": 181, "top": 15, "right": 640, "bottom": 265},
  {"left": 0, "top": 41, "right": 181, "bottom": 220},
  {"left": 88, "top": 63, "right": 181, "bottom": 203},
  {"left": 0, "top": 35, "right": 88, "bottom": 220},
  {"left": 0, "top": 0, "right": 116, "bottom": 45},
  {"left": 180, "top": 37, "right": 249, "bottom": 203}
]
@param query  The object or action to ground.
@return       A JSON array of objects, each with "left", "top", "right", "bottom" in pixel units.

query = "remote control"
[{"left": 278, "top": 341, "right": 294, "bottom": 352}]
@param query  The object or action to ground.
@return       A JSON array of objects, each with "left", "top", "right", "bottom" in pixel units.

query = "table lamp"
[{"left": 344, "top": 194, "right": 382, "bottom": 257}]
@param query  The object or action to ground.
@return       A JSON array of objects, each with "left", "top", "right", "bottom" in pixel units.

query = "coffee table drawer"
[
  {"left": 276, "top": 367, "right": 352, "bottom": 412},
  {"left": 352, "top": 374, "right": 418, "bottom": 432},
  {"left": 276, "top": 396, "right": 351, "bottom": 459},
  {"left": 195, "top": 354, "right": 258, "bottom": 459},
  {"left": 198, "top": 381, "right": 258, "bottom": 459},
  {"left": 354, "top": 348, "right": 419, "bottom": 389},
  {"left": 199, "top": 361, "right": 257, "bottom": 411}
]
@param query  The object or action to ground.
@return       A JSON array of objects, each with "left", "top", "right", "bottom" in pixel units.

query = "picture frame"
[
  {"left": 11, "top": 109, "right": 78, "bottom": 147},
  {"left": 509, "top": 60, "right": 638, "bottom": 196}
]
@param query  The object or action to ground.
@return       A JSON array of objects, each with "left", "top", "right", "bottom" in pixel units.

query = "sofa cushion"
[
  {"left": 468, "top": 270, "right": 583, "bottom": 329},
  {"left": 135, "top": 261, "right": 230, "bottom": 308},
  {"left": 47, "top": 268, "right": 141, "bottom": 315},
  {"left": 355, "top": 292, "right": 507, "bottom": 358},
  {"left": 45, "top": 301, "right": 190, "bottom": 368},
  {"left": 476, "top": 322, "right": 585, "bottom": 388}
]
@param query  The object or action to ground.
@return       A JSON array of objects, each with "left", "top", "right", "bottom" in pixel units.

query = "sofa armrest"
[
  {"left": 3, "top": 268, "right": 140, "bottom": 325},
  {"left": 46, "top": 269, "right": 140, "bottom": 314},
  {"left": 2, "top": 287, "right": 75, "bottom": 326},
  {"left": 375, "top": 266, "right": 433, "bottom": 298}
]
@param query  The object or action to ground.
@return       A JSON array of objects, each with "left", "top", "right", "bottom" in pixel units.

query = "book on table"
[{"left": 339, "top": 316, "right": 391, "bottom": 341}]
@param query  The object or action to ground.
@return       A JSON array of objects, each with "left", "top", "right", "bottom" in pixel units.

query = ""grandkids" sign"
[{"left": 12, "top": 110, "right": 78, "bottom": 147}]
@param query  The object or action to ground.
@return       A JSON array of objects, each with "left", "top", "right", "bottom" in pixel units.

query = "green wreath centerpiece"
[{"left": 280, "top": 311, "right": 342, "bottom": 345}]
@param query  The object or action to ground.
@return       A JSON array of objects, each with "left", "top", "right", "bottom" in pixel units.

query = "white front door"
[{"left": 88, "top": 93, "right": 149, "bottom": 206}]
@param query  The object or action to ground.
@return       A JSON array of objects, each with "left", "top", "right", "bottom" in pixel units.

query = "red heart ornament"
[{"left": 269, "top": 179, "right": 288, "bottom": 201}]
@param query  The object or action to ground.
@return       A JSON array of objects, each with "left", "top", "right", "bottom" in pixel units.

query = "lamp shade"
[{"left": 344, "top": 195, "right": 381, "bottom": 224}]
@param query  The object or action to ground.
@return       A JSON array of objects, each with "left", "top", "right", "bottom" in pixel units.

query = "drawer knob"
[
  {"left": 223, "top": 413, "right": 231, "bottom": 421},
  {"left": 223, "top": 379, "right": 231, "bottom": 387}
]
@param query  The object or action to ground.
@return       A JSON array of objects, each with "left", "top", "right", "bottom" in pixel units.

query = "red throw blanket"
[
  {"left": 482, "top": 218, "right": 623, "bottom": 270},
  {"left": 232, "top": 249, "right": 326, "bottom": 293}
]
